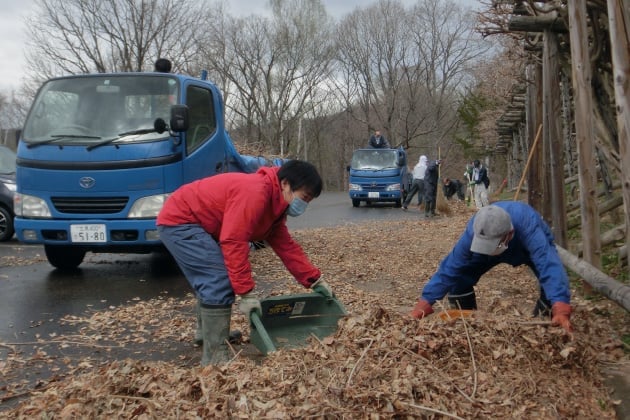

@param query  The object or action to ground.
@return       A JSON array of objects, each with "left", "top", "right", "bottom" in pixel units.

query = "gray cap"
[{"left": 470, "top": 205, "right": 513, "bottom": 254}]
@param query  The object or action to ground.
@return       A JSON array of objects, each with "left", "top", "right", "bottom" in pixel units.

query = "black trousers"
[{"left": 403, "top": 179, "right": 425, "bottom": 207}]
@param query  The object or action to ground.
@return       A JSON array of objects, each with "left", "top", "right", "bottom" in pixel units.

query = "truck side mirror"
[
  {"left": 346, "top": 165, "right": 351, "bottom": 172},
  {"left": 170, "top": 105, "right": 189, "bottom": 132}
]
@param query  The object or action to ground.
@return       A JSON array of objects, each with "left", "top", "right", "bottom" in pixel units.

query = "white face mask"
[
  {"left": 489, "top": 241, "right": 508, "bottom": 256},
  {"left": 287, "top": 195, "right": 308, "bottom": 217}
]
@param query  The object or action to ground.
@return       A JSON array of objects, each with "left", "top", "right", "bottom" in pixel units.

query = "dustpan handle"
[{"left": 250, "top": 311, "right": 277, "bottom": 354}]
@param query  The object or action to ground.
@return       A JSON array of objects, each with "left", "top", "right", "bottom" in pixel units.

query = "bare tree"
[
  {"left": 199, "top": 0, "right": 336, "bottom": 155},
  {"left": 0, "top": 91, "right": 29, "bottom": 131},
  {"left": 335, "top": 0, "right": 488, "bottom": 157},
  {"left": 24, "top": 0, "right": 210, "bottom": 90}
]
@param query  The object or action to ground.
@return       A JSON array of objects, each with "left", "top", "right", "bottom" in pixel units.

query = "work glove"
[
  {"left": 551, "top": 302, "right": 573, "bottom": 333},
  {"left": 311, "top": 277, "right": 333, "bottom": 298},
  {"left": 237, "top": 292, "right": 262, "bottom": 316},
  {"left": 410, "top": 299, "right": 434, "bottom": 319}
]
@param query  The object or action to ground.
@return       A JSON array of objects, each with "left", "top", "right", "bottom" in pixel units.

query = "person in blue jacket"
[{"left": 410, "top": 201, "right": 573, "bottom": 333}]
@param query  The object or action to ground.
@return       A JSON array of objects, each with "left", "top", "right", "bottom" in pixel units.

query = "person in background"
[
  {"left": 471, "top": 159, "right": 490, "bottom": 209},
  {"left": 423, "top": 158, "right": 441, "bottom": 217},
  {"left": 464, "top": 163, "right": 474, "bottom": 206},
  {"left": 402, "top": 155, "right": 427, "bottom": 211},
  {"left": 157, "top": 160, "right": 333, "bottom": 366},
  {"left": 368, "top": 130, "right": 391, "bottom": 149},
  {"left": 409, "top": 202, "right": 573, "bottom": 334},
  {"left": 443, "top": 178, "right": 465, "bottom": 201}
]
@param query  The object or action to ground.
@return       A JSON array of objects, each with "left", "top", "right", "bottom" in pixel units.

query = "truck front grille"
[
  {"left": 363, "top": 183, "right": 389, "bottom": 191},
  {"left": 51, "top": 197, "right": 129, "bottom": 214}
]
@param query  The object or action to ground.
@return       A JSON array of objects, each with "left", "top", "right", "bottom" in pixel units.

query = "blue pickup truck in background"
[
  {"left": 348, "top": 147, "right": 409, "bottom": 208},
  {"left": 14, "top": 68, "right": 277, "bottom": 270}
]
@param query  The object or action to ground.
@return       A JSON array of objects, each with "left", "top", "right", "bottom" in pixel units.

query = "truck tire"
[
  {"left": 352, "top": 199, "right": 361, "bottom": 207},
  {"left": 0, "top": 206, "right": 14, "bottom": 242},
  {"left": 395, "top": 199, "right": 402, "bottom": 208},
  {"left": 44, "top": 245, "right": 86, "bottom": 270}
]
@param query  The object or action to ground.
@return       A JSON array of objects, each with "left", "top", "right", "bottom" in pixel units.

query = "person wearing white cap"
[
  {"left": 402, "top": 155, "right": 427, "bottom": 210},
  {"left": 410, "top": 201, "right": 573, "bottom": 333}
]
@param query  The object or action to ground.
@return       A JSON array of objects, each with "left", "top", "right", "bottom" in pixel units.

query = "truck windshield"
[
  {"left": 350, "top": 149, "right": 398, "bottom": 170},
  {"left": 22, "top": 75, "right": 178, "bottom": 147}
]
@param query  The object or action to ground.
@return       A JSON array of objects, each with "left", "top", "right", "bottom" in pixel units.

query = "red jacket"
[{"left": 157, "top": 167, "right": 321, "bottom": 294}]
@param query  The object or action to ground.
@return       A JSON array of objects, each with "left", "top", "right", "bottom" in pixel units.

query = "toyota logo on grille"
[{"left": 79, "top": 177, "right": 96, "bottom": 189}]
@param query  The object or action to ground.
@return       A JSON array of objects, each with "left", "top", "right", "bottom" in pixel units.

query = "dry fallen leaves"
[{"left": 2, "top": 202, "right": 629, "bottom": 418}]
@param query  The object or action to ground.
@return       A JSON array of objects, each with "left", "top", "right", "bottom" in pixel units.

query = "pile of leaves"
[{"left": 2, "top": 203, "right": 629, "bottom": 418}]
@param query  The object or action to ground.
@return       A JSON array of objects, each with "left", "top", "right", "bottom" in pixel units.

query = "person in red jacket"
[{"left": 157, "top": 160, "right": 331, "bottom": 365}]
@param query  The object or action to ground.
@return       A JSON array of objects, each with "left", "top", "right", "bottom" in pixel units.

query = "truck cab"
[
  {"left": 348, "top": 147, "right": 408, "bottom": 208},
  {"left": 14, "top": 71, "right": 256, "bottom": 269}
]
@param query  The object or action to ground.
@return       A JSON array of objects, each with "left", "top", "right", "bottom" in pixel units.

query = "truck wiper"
[
  {"left": 27, "top": 134, "right": 102, "bottom": 149},
  {"left": 118, "top": 128, "right": 157, "bottom": 136},
  {"left": 86, "top": 137, "right": 121, "bottom": 151},
  {"left": 86, "top": 128, "right": 158, "bottom": 151}
]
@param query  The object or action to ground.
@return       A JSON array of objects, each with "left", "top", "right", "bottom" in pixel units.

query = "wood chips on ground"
[{"left": 2, "top": 202, "right": 629, "bottom": 419}]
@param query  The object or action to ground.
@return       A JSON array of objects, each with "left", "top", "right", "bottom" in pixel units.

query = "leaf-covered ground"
[{"left": 2, "top": 203, "right": 629, "bottom": 418}]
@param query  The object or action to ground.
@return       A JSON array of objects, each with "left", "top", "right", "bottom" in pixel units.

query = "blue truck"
[
  {"left": 14, "top": 69, "right": 275, "bottom": 270},
  {"left": 348, "top": 147, "right": 409, "bottom": 208}
]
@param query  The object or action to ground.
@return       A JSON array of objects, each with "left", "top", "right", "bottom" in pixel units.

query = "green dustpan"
[{"left": 249, "top": 292, "right": 348, "bottom": 355}]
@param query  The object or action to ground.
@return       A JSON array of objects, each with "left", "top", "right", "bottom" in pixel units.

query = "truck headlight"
[
  {"left": 14, "top": 193, "right": 52, "bottom": 218},
  {"left": 349, "top": 183, "right": 362, "bottom": 191},
  {"left": 386, "top": 183, "right": 401, "bottom": 191},
  {"left": 128, "top": 194, "right": 169, "bottom": 218}
]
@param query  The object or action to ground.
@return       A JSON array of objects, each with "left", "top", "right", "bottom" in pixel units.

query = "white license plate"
[
  {"left": 70, "top": 224, "right": 107, "bottom": 243},
  {"left": 368, "top": 192, "right": 380, "bottom": 198}
]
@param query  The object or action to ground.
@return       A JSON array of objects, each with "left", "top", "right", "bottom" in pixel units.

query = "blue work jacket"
[{"left": 421, "top": 201, "right": 571, "bottom": 305}]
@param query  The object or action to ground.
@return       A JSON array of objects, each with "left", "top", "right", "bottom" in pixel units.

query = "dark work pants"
[{"left": 403, "top": 179, "right": 425, "bottom": 207}]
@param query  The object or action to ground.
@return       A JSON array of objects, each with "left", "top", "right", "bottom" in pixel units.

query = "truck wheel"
[
  {"left": 395, "top": 199, "right": 402, "bottom": 208},
  {"left": 44, "top": 245, "right": 86, "bottom": 270},
  {"left": 0, "top": 206, "right": 14, "bottom": 242},
  {"left": 352, "top": 199, "right": 360, "bottom": 207}
]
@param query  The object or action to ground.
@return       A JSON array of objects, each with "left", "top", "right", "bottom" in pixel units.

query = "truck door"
[{"left": 181, "top": 83, "right": 224, "bottom": 183}]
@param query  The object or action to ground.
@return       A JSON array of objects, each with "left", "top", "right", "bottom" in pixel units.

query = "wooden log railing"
[{"left": 556, "top": 245, "right": 630, "bottom": 312}]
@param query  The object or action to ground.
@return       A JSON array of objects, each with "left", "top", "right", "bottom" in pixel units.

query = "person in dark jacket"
[
  {"left": 423, "top": 158, "right": 441, "bottom": 217},
  {"left": 368, "top": 130, "right": 391, "bottom": 148},
  {"left": 443, "top": 178, "right": 465, "bottom": 201},
  {"left": 409, "top": 202, "right": 573, "bottom": 333},
  {"left": 157, "top": 160, "right": 333, "bottom": 365}
]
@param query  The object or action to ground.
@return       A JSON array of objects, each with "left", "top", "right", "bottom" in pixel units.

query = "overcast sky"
[{"left": 0, "top": 0, "right": 480, "bottom": 94}]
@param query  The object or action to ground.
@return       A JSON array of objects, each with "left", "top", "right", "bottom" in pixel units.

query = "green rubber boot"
[
  {"left": 194, "top": 300, "right": 203, "bottom": 345},
  {"left": 199, "top": 304, "right": 232, "bottom": 366}
]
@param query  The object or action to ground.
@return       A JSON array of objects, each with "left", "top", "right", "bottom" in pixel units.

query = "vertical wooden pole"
[
  {"left": 543, "top": 30, "right": 568, "bottom": 247},
  {"left": 526, "top": 62, "right": 544, "bottom": 212},
  {"left": 568, "top": 2, "right": 602, "bottom": 284},
  {"left": 607, "top": 0, "right": 630, "bottom": 278}
]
